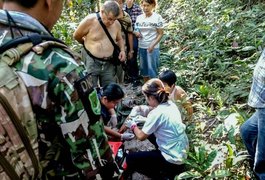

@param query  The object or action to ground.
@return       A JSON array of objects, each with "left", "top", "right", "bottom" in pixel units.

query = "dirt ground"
[
  {"left": 119, "top": 84, "right": 155, "bottom": 180},
  {"left": 124, "top": 138, "right": 155, "bottom": 180}
]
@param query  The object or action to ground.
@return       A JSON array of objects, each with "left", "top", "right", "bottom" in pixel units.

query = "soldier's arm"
[
  {"left": 127, "top": 18, "right": 134, "bottom": 58},
  {"left": 116, "top": 22, "right": 125, "bottom": 52},
  {"left": 128, "top": 33, "right": 133, "bottom": 52},
  {"left": 128, "top": 32, "right": 134, "bottom": 59}
]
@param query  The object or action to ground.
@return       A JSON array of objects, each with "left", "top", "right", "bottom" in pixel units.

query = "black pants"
[
  {"left": 123, "top": 135, "right": 184, "bottom": 180},
  {"left": 126, "top": 36, "right": 139, "bottom": 81},
  {"left": 99, "top": 161, "right": 118, "bottom": 180}
]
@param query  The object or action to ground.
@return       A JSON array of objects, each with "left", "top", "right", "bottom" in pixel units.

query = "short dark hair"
[
  {"left": 103, "top": 0, "right": 120, "bottom": 17},
  {"left": 3, "top": 0, "right": 37, "bottom": 8},
  {"left": 102, "top": 83, "right": 124, "bottom": 101},
  {"left": 158, "top": 70, "right": 176, "bottom": 87},
  {"left": 141, "top": 0, "right": 156, "bottom": 7}
]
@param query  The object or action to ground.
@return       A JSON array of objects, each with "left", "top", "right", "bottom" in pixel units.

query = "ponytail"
[{"left": 142, "top": 78, "right": 169, "bottom": 104}]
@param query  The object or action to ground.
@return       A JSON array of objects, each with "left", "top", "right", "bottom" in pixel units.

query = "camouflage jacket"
[
  {"left": 0, "top": 10, "right": 115, "bottom": 179},
  {"left": 118, "top": 10, "right": 133, "bottom": 53}
]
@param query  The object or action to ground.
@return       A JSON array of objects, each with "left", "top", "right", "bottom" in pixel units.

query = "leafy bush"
[
  {"left": 53, "top": 0, "right": 264, "bottom": 178},
  {"left": 157, "top": 0, "right": 264, "bottom": 178}
]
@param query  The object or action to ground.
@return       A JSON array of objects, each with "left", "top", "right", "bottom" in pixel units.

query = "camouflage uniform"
[
  {"left": 116, "top": 11, "right": 133, "bottom": 83},
  {"left": 0, "top": 10, "right": 116, "bottom": 179},
  {"left": 119, "top": 11, "right": 134, "bottom": 44}
]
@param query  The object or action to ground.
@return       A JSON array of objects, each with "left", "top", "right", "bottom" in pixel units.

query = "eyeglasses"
[{"left": 104, "top": 11, "right": 117, "bottom": 22}]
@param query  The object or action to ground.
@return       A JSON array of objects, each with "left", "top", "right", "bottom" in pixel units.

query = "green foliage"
[
  {"left": 159, "top": 0, "right": 265, "bottom": 105},
  {"left": 53, "top": 0, "right": 101, "bottom": 51},
  {"left": 156, "top": 0, "right": 263, "bottom": 178},
  {"left": 52, "top": 0, "right": 261, "bottom": 178},
  {"left": 176, "top": 142, "right": 249, "bottom": 179}
]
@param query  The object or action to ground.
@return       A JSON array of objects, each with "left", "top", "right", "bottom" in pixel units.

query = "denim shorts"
[{"left": 139, "top": 48, "right": 160, "bottom": 78}]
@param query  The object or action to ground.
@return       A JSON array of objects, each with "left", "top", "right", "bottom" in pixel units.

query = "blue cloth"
[
  {"left": 248, "top": 49, "right": 265, "bottom": 108},
  {"left": 240, "top": 109, "right": 265, "bottom": 179},
  {"left": 240, "top": 48, "right": 265, "bottom": 179},
  {"left": 139, "top": 48, "right": 160, "bottom": 78}
]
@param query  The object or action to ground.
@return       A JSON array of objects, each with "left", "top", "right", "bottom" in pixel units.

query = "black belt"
[{"left": 83, "top": 46, "right": 113, "bottom": 62}]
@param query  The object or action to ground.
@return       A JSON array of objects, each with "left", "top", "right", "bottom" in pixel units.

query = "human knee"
[{"left": 240, "top": 122, "right": 249, "bottom": 139}]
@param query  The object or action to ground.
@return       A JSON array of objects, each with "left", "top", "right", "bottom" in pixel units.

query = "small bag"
[
  {"left": 97, "top": 13, "right": 121, "bottom": 65},
  {"left": 111, "top": 45, "right": 121, "bottom": 65}
]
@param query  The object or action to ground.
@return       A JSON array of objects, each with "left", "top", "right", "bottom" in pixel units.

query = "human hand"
[
  {"left": 118, "top": 123, "right": 127, "bottom": 133},
  {"left": 107, "top": 114, "right": 118, "bottom": 128},
  {"left": 147, "top": 45, "right": 154, "bottom": 53},
  {"left": 128, "top": 51, "right": 134, "bottom": 60},
  {"left": 119, "top": 50, "right": 126, "bottom": 62},
  {"left": 133, "top": 115, "right": 147, "bottom": 124},
  {"left": 134, "top": 31, "right": 142, "bottom": 39},
  {"left": 121, "top": 132, "right": 135, "bottom": 141},
  {"left": 129, "top": 106, "right": 141, "bottom": 117},
  {"left": 129, "top": 105, "right": 152, "bottom": 118},
  {"left": 124, "top": 119, "right": 137, "bottom": 130}
]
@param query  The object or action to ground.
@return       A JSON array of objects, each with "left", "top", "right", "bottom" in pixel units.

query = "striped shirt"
[
  {"left": 123, "top": 3, "right": 143, "bottom": 28},
  {"left": 248, "top": 49, "right": 265, "bottom": 108}
]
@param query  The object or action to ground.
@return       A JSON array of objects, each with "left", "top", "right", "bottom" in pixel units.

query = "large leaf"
[
  {"left": 176, "top": 171, "right": 202, "bottom": 180},
  {"left": 212, "top": 124, "right": 224, "bottom": 138},
  {"left": 210, "top": 169, "right": 231, "bottom": 178}
]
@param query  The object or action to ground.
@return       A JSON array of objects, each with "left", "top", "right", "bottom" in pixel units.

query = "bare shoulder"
[
  {"left": 113, "top": 20, "right": 121, "bottom": 29},
  {"left": 82, "top": 13, "right": 97, "bottom": 26},
  {"left": 176, "top": 86, "right": 185, "bottom": 92},
  {"left": 74, "top": 13, "right": 99, "bottom": 41},
  {"left": 175, "top": 86, "right": 187, "bottom": 99}
]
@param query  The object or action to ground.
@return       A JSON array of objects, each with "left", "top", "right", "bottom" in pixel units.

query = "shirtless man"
[{"left": 74, "top": 0, "right": 126, "bottom": 87}]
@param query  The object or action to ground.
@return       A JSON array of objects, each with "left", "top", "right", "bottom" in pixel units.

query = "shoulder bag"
[{"left": 96, "top": 13, "right": 121, "bottom": 66}]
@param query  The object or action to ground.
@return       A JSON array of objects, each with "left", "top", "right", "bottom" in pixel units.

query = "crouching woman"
[{"left": 123, "top": 78, "right": 189, "bottom": 179}]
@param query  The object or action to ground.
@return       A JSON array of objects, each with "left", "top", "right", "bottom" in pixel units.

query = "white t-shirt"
[
  {"left": 142, "top": 101, "right": 189, "bottom": 164},
  {"left": 135, "top": 12, "right": 164, "bottom": 49}
]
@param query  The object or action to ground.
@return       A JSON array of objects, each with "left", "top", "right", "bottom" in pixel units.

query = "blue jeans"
[
  {"left": 139, "top": 48, "right": 160, "bottom": 78},
  {"left": 240, "top": 108, "right": 265, "bottom": 179}
]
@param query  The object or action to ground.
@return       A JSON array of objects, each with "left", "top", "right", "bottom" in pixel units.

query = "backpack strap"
[
  {"left": 0, "top": 151, "right": 20, "bottom": 180},
  {"left": 0, "top": 92, "right": 40, "bottom": 179},
  {"left": 0, "top": 33, "right": 74, "bottom": 179},
  {"left": 0, "top": 33, "right": 65, "bottom": 54},
  {"left": 118, "top": 19, "right": 129, "bottom": 55},
  {"left": 1, "top": 42, "right": 33, "bottom": 65},
  {"left": 96, "top": 13, "right": 119, "bottom": 49},
  {"left": 0, "top": 33, "right": 68, "bottom": 66}
]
